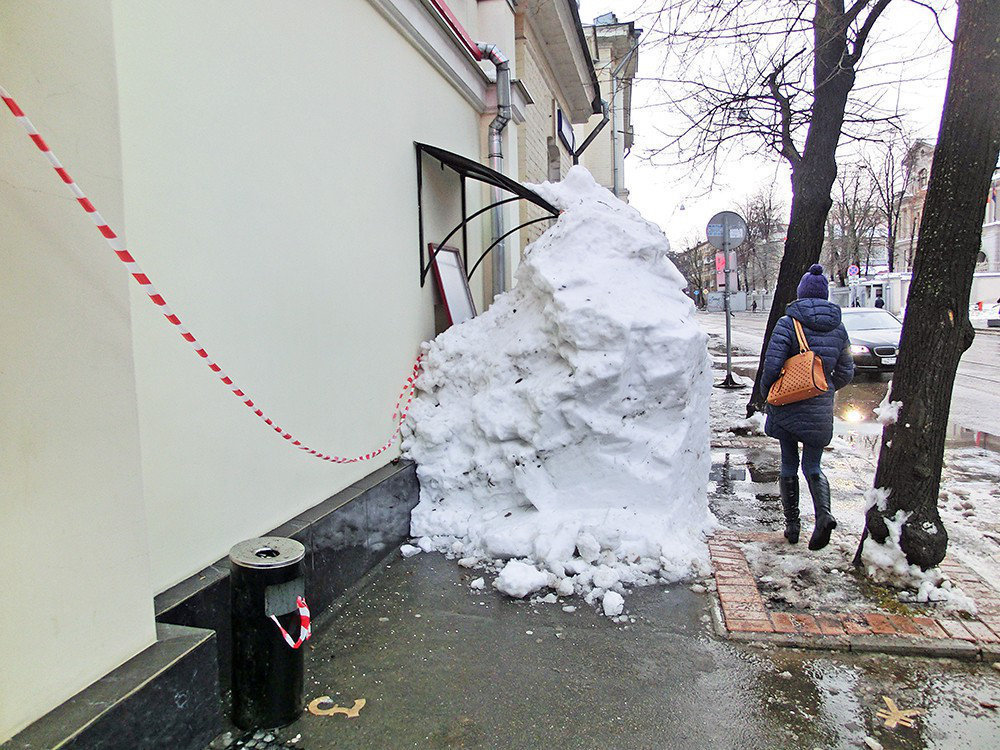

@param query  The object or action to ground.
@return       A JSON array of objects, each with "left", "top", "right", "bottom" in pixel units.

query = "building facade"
[
  {"left": 0, "top": 0, "right": 600, "bottom": 742},
  {"left": 513, "top": 0, "right": 601, "bottom": 246},
  {"left": 575, "top": 13, "right": 641, "bottom": 200}
]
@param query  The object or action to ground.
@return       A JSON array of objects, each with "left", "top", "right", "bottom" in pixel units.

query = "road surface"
[{"left": 698, "top": 311, "right": 1000, "bottom": 437}]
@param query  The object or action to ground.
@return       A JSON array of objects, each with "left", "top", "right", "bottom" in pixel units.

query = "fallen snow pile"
[
  {"left": 860, "top": 491, "right": 977, "bottom": 614},
  {"left": 401, "top": 167, "right": 713, "bottom": 613}
]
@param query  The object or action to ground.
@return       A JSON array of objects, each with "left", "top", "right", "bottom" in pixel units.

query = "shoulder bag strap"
[{"left": 792, "top": 318, "right": 810, "bottom": 354}]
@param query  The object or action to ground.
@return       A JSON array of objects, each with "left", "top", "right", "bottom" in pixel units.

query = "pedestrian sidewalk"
[
  {"left": 708, "top": 530, "right": 1000, "bottom": 659},
  {"left": 706, "top": 351, "right": 1000, "bottom": 659}
]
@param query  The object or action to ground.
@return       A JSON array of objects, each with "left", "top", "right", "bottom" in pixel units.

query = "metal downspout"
[{"left": 477, "top": 43, "right": 512, "bottom": 298}]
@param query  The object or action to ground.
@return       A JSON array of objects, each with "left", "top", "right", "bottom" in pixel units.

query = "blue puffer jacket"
[{"left": 759, "top": 298, "right": 854, "bottom": 447}]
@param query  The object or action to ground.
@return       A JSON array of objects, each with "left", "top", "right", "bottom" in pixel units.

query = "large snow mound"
[{"left": 402, "top": 167, "right": 714, "bottom": 608}]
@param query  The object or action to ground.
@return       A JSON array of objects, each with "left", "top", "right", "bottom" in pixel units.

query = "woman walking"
[{"left": 759, "top": 264, "right": 854, "bottom": 550}]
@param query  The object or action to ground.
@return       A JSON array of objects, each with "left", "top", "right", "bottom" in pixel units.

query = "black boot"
[
  {"left": 806, "top": 472, "right": 837, "bottom": 551},
  {"left": 779, "top": 476, "right": 800, "bottom": 544}
]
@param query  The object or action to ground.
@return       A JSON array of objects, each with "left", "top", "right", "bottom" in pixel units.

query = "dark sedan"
[{"left": 841, "top": 308, "right": 902, "bottom": 373}]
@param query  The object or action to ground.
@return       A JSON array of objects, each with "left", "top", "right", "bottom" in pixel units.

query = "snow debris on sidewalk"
[
  {"left": 860, "top": 507, "right": 977, "bottom": 615},
  {"left": 731, "top": 410, "right": 766, "bottom": 436},
  {"left": 402, "top": 167, "right": 713, "bottom": 612}
]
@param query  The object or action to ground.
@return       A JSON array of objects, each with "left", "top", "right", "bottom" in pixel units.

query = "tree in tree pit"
[
  {"left": 644, "top": 0, "right": 905, "bottom": 415},
  {"left": 856, "top": 0, "right": 1000, "bottom": 569}
]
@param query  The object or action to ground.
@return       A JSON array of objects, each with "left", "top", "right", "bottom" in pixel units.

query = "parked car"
[{"left": 841, "top": 308, "right": 902, "bottom": 373}]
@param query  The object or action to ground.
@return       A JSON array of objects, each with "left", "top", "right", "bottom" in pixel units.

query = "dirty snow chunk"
[
  {"left": 690, "top": 583, "right": 706, "bottom": 594},
  {"left": 416, "top": 536, "right": 435, "bottom": 553},
  {"left": 402, "top": 166, "right": 713, "bottom": 606},
  {"left": 863, "top": 738, "right": 884, "bottom": 750},
  {"left": 592, "top": 566, "right": 620, "bottom": 590},
  {"left": 874, "top": 390, "right": 903, "bottom": 425},
  {"left": 540, "top": 593, "right": 558, "bottom": 604},
  {"left": 400, "top": 544, "right": 421, "bottom": 558},
  {"left": 575, "top": 533, "right": 602, "bottom": 564},
  {"left": 562, "top": 605, "right": 577, "bottom": 613},
  {"left": 494, "top": 560, "right": 550, "bottom": 599},
  {"left": 778, "top": 671, "right": 792, "bottom": 680},
  {"left": 733, "top": 411, "right": 766, "bottom": 435},
  {"left": 602, "top": 590, "right": 625, "bottom": 617},
  {"left": 862, "top": 487, "right": 890, "bottom": 513},
  {"left": 458, "top": 557, "right": 479, "bottom": 568},
  {"left": 861, "top": 510, "right": 977, "bottom": 615},
  {"left": 469, "top": 577, "right": 485, "bottom": 590}
]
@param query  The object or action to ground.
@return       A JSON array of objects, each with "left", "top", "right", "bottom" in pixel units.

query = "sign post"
[{"left": 706, "top": 211, "right": 748, "bottom": 389}]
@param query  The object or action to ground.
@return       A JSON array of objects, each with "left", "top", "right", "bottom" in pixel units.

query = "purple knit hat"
[{"left": 797, "top": 264, "right": 829, "bottom": 299}]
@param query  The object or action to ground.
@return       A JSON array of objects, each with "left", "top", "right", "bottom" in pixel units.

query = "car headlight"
[{"left": 850, "top": 345, "right": 870, "bottom": 354}]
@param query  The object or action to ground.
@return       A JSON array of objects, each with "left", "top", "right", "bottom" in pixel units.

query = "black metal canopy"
[
  {"left": 415, "top": 143, "right": 558, "bottom": 215},
  {"left": 415, "top": 143, "right": 559, "bottom": 288}
]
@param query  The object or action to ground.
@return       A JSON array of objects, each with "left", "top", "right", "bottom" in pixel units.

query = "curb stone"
[{"left": 848, "top": 635, "right": 980, "bottom": 660}]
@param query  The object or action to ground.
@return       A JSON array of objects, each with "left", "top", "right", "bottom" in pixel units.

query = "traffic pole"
[{"left": 717, "top": 213, "right": 744, "bottom": 389}]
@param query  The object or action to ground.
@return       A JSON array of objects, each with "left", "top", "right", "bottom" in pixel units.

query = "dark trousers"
[{"left": 778, "top": 438, "right": 824, "bottom": 478}]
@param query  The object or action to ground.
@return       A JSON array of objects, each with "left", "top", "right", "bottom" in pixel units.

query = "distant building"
[
  {"left": 575, "top": 13, "right": 641, "bottom": 200},
  {"left": 895, "top": 140, "right": 1000, "bottom": 273}
]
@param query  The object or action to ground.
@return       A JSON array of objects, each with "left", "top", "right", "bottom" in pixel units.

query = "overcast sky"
[{"left": 576, "top": 0, "right": 956, "bottom": 252}]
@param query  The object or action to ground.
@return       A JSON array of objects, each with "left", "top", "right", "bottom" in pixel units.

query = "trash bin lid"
[{"left": 229, "top": 536, "right": 306, "bottom": 569}]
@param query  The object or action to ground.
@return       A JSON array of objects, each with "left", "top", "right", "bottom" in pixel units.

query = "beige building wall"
[
  {"left": 0, "top": 2, "right": 156, "bottom": 741},
  {"left": 112, "top": 0, "right": 489, "bottom": 592},
  {"left": 1, "top": 0, "right": 522, "bottom": 738}
]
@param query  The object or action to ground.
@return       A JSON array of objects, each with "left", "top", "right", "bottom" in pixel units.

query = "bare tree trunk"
[
  {"left": 855, "top": 0, "right": 1000, "bottom": 568},
  {"left": 747, "top": 1, "right": 858, "bottom": 414}
]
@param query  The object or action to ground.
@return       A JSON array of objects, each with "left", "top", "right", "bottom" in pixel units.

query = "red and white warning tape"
[
  {"left": 270, "top": 595, "right": 312, "bottom": 649},
  {"left": 1, "top": 84, "right": 420, "bottom": 464}
]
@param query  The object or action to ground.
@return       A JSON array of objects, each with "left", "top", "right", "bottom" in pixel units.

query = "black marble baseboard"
[
  {"left": 154, "top": 459, "right": 419, "bottom": 691},
  {"left": 3, "top": 623, "right": 220, "bottom": 750}
]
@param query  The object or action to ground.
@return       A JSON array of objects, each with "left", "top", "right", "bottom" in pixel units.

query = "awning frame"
[{"left": 416, "top": 142, "right": 558, "bottom": 287}]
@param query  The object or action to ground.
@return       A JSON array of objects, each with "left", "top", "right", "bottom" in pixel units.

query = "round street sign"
[
  {"left": 706, "top": 211, "right": 748, "bottom": 250},
  {"left": 847, "top": 264, "right": 860, "bottom": 276}
]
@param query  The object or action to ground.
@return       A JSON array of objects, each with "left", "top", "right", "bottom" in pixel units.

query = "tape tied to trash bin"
[
  {"left": 270, "top": 595, "right": 312, "bottom": 649},
  {"left": 0, "top": 84, "right": 421, "bottom": 464}
]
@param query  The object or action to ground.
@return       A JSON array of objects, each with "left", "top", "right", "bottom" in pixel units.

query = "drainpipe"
[
  {"left": 477, "top": 43, "right": 512, "bottom": 298},
  {"left": 574, "top": 100, "right": 610, "bottom": 165},
  {"left": 611, "top": 35, "right": 640, "bottom": 198}
]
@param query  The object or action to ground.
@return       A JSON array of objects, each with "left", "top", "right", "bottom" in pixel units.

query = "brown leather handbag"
[{"left": 766, "top": 318, "right": 829, "bottom": 406}]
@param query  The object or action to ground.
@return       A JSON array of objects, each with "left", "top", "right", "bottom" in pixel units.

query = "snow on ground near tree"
[
  {"left": 401, "top": 167, "right": 713, "bottom": 613},
  {"left": 708, "top": 378, "right": 1000, "bottom": 615}
]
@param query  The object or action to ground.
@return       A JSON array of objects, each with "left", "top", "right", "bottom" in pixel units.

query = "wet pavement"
[
  {"left": 222, "top": 553, "right": 1000, "bottom": 749},
  {"left": 208, "top": 313, "right": 1000, "bottom": 750}
]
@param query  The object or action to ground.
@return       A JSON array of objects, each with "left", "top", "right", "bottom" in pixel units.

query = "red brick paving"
[
  {"left": 911, "top": 616, "right": 948, "bottom": 639},
  {"left": 964, "top": 621, "right": 1000, "bottom": 643},
  {"left": 708, "top": 531, "right": 1000, "bottom": 655},
  {"left": 887, "top": 615, "right": 922, "bottom": 637},
  {"left": 938, "top": 619, "right": 976, "bottom": 640},
  {"left": 864, "top": 613, "right": 897, "bottom": 635},
  {"left": 815, "top": 615, "right": 846, "bottom": 636},
  {"left": 790, "top": 614, "right": 821, "bottom": 635},
  {"left": 769, "top": 612, "right": 797, "bottom": 633}
]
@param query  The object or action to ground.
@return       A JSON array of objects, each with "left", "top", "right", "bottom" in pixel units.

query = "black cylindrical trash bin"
[{"left": 230, "top": 536, "right": 307, "bottom": 730}]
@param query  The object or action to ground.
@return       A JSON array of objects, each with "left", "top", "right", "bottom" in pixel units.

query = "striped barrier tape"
[
  {"left": 270, "top": 595, "right": 312, "bottom": 649},
  {"left": 1, "top": 84, "right": 420, "bottom": 464}
]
